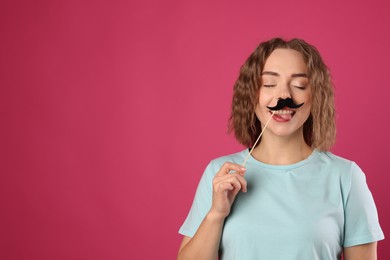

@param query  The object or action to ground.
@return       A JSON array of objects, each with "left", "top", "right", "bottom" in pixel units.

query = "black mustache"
[{"left": 266, "top": 98, "right": 304, "bottom": 111}]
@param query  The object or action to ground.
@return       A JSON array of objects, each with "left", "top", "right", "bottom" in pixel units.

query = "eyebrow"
[{"left": 262, "top": 71, "right": 308, "bottom": 78}]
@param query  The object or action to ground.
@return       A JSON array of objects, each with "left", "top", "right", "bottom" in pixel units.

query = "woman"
[{"left": 177, "top": 38, "right": 384, "bottom": 259}]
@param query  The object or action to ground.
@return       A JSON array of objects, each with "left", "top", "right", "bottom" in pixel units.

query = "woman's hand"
[
  {"left": 209, "top": 162, "right": 247, "bottom": 221},
  {"left": 178, "top": 162, "right": 247, "bottom": 260}
]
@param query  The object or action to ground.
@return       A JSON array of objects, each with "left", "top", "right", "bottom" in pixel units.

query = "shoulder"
[
  {"left": 316, "top": 151, "right": 355, "bottom": 167},
  {"left": 209, "top": 150, "right": 248, "bottom": 168},
  {"left": 316, "top": 151, "right": 368, "bottom": 196},
  {"left": 203, "top": 150, "right": 247, "bottom": 177},
  {"left": 312, "top": 151, "right": 366, "bottom": 187},
  {"left": 199, "top": 150, "right": 248, "bottom": 186},
  {"left": 314, "top": 151, "right": 361, "bottom": 175}
]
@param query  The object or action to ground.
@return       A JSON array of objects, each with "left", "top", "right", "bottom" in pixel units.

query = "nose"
[{"left": 277, "top": 82, "right": 292, "bottom": 100}]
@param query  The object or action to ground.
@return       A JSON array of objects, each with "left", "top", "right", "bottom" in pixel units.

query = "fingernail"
[{"left": 240, "top": 167, "right": 246, "bottom": 171}]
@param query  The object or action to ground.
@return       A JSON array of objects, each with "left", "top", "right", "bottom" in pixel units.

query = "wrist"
[{"left": 206, "top": 210, "right": 227, "bottom": 224}]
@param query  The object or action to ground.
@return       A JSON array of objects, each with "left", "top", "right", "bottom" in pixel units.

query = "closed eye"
[
  {"left": 293, "top": 85, "right": 307, "bottom": 90},
  {"left": 263, "top": 84, "right": 276, "bottom": 88}
]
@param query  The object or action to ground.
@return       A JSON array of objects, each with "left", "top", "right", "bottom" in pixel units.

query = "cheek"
[
  {"left": 300, "top": 92, "right": 312, "bottom": 111},
  {"left": 258, "top": 91, "right": 273, "bottom": 106},
  {"left": 254, "top": 103, "right": 268, "bottom": 123},
  {"left": 302, "top": 102, "right": 312, "bottom": 119},
  {"left": 254, "top": 103, "right": 261, "bottom": 119}
]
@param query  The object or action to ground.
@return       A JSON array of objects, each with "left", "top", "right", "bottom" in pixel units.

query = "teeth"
[{"left": 272, "top": 110, "right": 294, "bottom": 115}]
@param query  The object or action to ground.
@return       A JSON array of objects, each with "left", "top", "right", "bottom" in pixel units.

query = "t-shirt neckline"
[{"left": 244, "top": 148, "right": 319, "bottom": 170}]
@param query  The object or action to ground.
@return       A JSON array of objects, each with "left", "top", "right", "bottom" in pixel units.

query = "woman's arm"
[
  {"left": 177, "top": 212, "right": 224, "bottom": 260},
  {"left": 177, "top": 162, "right": 247, "bottom": 260},
  {"left": 343, "top": 242, "right": 377, "bottom": 260}
]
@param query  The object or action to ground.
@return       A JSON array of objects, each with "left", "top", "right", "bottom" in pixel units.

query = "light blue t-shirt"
[{"left": 179, "top": 150, "right": 384, "bottom": 259}]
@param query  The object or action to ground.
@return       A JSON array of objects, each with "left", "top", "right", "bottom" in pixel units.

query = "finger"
[
  {"left": 229, "top": 176, "right": 244, "bottom": 195},
  {"left": 215, "top": 173, "right": 247, "bottom": 193},
  {"left": 216, "top": 182, "right": 234, "bottom": 194},
  {"left": 232, "top": 173, "right": 247, "bottom": 193},
  {"left": 216, "top": 162, "right": 246, "bottom": 177},
  {"left": 216, "top": 175, "right": 242, "bottom": 195}
]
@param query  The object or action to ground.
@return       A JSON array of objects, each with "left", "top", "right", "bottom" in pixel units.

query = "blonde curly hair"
[{"left": 228, "top": 38, "right": 335, "bottom": 151}]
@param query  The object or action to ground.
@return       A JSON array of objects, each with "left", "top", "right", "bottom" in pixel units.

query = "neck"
[{"left": 251, "top": 130, "right": 313, "bottom": 165}]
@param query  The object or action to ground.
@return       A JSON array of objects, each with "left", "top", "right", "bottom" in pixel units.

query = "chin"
[{"left": 267, "top": 126, "right": 303, "bottom": 138}]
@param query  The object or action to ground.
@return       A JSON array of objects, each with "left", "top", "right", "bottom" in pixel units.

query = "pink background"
[{"left": 1, "top": 0, "right": 389, "bottom": 259}]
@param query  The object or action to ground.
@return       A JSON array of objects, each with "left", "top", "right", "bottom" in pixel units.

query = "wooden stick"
[{"left": 242, "top": 111, "right": 275, "bottom": 166}]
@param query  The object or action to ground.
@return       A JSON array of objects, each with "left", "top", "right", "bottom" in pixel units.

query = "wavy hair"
[{"left": 228, "top": 38, "right": 335, "bottom": 151}]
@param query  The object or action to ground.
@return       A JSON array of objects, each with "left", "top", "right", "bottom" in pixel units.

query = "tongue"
[{"left": 274, "top": 114, "right": 292, "bottom": 120}]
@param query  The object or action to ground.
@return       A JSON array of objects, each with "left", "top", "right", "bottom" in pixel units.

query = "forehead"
[{"left": 263, "top": 48, "right": 307, "bottom": 74}]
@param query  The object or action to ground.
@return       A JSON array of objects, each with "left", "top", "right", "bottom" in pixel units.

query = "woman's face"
[{"left": 255, "top": 48, "right": 312, "bottom": 138}]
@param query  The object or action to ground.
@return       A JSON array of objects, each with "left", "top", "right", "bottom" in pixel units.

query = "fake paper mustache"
[{"left": 266, "top": 98, "right": 304, "bottom": 111}]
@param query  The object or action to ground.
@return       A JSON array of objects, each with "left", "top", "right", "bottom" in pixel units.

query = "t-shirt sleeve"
[
  {"left": 178, "top": 161, "right": 217, "bottom": 238},
  {"left": 343, "top": 162, "right": 385, "bottom": 247}
]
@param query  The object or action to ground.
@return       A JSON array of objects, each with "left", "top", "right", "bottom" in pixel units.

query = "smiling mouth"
[
  {"left": 272, "top": 109, "right": 294, "bottom": 115},
  {"left": 270, "top": 109, "right": 295, "bottom": 121}
]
